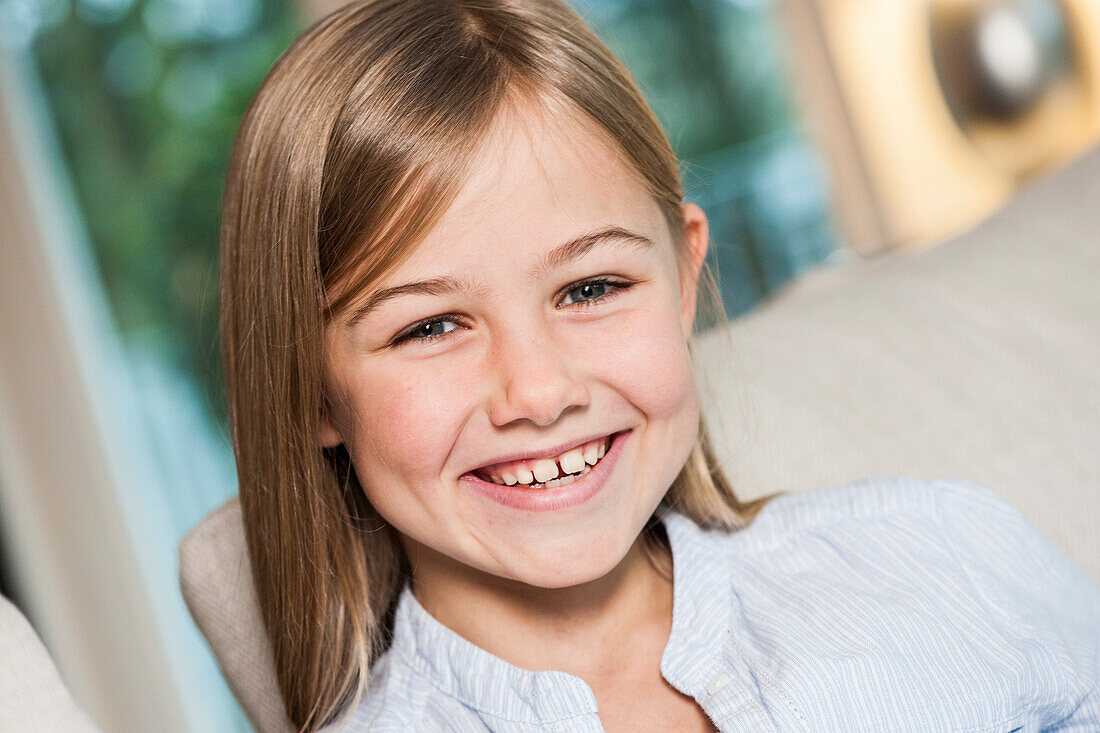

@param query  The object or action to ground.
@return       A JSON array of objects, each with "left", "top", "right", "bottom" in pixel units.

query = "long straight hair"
[{"left": 219, "top": 1, "right": 771, "bottom": 729}]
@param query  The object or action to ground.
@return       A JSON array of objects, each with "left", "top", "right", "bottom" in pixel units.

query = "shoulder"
[
  {"left": 767, "top": 475, "right": 941, "bottom": 519},
  {"left": 929, "top": 479, "right": 1100, "bottom": 645},
  {"left": 714, "top": 477, "right": 1100, "bottom": 694},
  {"left": 733, "top": 476, "right": 1100, "bottom": 614},
  {"left": 668, "top": 478, "right": 1100, "bottom": 729},
  {"left": 704, "top": 476, "right": 958, "bottom": 562},
  {"left": 726, "top": 476, "right": 1071, "bottom": 557},
  {"left": 746, "top": 475, "right": 971, "bottom": 532}
]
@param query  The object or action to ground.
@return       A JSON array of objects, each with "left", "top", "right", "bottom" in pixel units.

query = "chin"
[{"left": 493, "top": 524, "right": 640, "bottom": 590}]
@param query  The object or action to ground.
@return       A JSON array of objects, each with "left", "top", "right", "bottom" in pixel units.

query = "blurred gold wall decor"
[{"left": 780, "top": 0, "right": 1100, "bottom": 253}]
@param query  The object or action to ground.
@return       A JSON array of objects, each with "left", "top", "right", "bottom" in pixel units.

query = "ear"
[
  {"left": 319, "top": 380, "right": 344, "bottom": 448},
  {"left": 677, "top": 202, "right": 709, "bottom": 335},
  {"left": 319, "top": 344, "right": 346, "bottom": 448},
  {"left": 319, "top": 408, "right": 343, "bottom": 448}
]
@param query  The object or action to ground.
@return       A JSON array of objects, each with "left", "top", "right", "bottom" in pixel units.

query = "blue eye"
[
  {"left": 396, "top": 317, "right": 460, "bottom": 345},
  {"left": 560, "top": 279, "right": 630, "bottom": 307},
  {"left": 564, "top": 282, "right": 608, "bottom": 304},
  {"left": 412, "top": 320, "right": 456, "bottom": 338}
]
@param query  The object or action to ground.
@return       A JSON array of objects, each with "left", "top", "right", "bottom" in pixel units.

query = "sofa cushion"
[
  {"left": 0, "top": 595, "right": 98, "bottom": 732},
  {"left": 697, "top": 146, "right": 1100, "bottom": 582},
  {"left": 178, "top": 500, "right": 292, "bottom": 733}
]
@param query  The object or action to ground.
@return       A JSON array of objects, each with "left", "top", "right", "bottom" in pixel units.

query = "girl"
[{"left": 218, "top": 0, "right": 1100, "bottom": 730}]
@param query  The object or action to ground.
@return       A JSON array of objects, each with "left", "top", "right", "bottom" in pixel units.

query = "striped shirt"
[{"left": 329, "top": 478, "right": 1100, "bottom": 731}]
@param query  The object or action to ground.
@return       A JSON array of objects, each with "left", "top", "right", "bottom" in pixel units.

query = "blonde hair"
[{"left": 219, "top": 0, "right": 771, "bottom": 729}]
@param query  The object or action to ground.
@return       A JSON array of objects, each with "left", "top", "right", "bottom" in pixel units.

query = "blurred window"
[
  {"left": 577, "top": 0, "right": 840, "bottom": 315},
  {"left": 3, "top": 0, "right": 306, "bottom": 728}
]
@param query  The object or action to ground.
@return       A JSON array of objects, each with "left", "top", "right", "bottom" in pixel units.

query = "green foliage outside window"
[{"left": 24, "top": 0, "right": 304, "bottom": 425}]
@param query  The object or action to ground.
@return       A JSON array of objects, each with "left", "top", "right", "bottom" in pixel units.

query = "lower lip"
[{"left": 460, "top": 431, "right": 628, "bottom": 512}]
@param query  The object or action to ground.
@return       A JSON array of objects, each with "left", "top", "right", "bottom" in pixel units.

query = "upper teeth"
[
  {"left": 533, "top": 459, "right": 558, "bottom": 483},
  {"left": 478, "top": 436, "right": 610, "bottom": 488},
  {"left": 559, "top": 449, "right": 585, "bottom": 475}
]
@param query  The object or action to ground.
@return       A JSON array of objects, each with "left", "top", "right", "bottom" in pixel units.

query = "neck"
[{"left": 405, "top": 529, "right": 674, "bottom": 679}]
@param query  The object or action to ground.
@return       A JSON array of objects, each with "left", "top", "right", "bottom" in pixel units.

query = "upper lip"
[{"left": 464, "top": 431, "right": 621, "bottom": 474}]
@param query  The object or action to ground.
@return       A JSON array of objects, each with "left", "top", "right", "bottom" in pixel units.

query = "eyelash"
[{"left": 390, "top": 277, "right": 633, "bottom": 346}]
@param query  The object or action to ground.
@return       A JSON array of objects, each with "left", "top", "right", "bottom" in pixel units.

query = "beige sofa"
[
  {"left": 177, "top": 145, "right": 1100, "bottom": 732},
  {"left": 0, "top": 595, "right": 97, "bottom": 732}
]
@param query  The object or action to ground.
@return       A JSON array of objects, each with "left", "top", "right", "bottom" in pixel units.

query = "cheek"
[
  {"left": 589, "top": 306, "right": 697, "bottom": 419},
  {"left": 339, "top": 362, "right": 473, "bottom": 484}
]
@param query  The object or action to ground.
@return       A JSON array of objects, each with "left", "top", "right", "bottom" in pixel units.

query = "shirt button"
[{"left": 706, "top": 672, "right": 732, "bottom": 696}]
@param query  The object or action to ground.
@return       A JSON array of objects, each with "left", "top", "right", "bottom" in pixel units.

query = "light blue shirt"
[{"left": 330, "top": 478, "right": 1100, "bottom": 731}]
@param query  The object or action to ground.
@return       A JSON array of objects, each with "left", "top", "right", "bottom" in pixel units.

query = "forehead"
[{"left": 390, "top": 98, "right": 669, "bottom": 277}]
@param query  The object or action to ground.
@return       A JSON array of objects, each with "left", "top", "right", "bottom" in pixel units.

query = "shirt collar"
[
  {"left": 658, "top": 510, "right": 737, "bottom": 695},
  {"left": 385, "top": 510, "right": 734, "bottom": 721}
]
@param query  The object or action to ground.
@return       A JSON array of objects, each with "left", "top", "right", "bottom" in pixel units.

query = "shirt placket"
[{"left": 692, "top": 651, "right": 787, "bottom": 733}]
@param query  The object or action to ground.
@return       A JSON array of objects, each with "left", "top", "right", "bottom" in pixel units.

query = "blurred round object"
[
  {"left": 974, "top": 4, "right": 1044, "bottom": 114},
  {"left": 931, "top": 0, "right": 1072, "bottom": 123},
  {"left": 781, "top": 0, "right": 1100, "bottom": 250}
]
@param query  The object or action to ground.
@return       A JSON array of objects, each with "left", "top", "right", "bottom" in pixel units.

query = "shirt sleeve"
[{"left": 933, "top": 480, "right": 1100, "bottom": 729}]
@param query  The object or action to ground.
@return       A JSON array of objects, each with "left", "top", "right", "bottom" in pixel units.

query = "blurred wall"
[{"left": 781, "top": 0, "right": 1100, "bottom": 253}]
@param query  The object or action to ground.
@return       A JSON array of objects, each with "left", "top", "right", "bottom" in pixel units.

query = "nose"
[{"left": 487, "top": 332, "right": 591, "bottom": 428}]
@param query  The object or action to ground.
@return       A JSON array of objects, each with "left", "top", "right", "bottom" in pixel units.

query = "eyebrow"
[
  {"left": 345, "top": 275, "right": 475, "bottom": 328},
  {"left": 345, "top": 226, "right": 655, "bottom": 328},
  {"left": 529, "top": 226, "right": 655, "bottom": 280}
]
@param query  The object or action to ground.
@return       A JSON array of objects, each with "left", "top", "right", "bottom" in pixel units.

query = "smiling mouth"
[{"left": 471, "top": 435, "right": 613, "bottom": 490}]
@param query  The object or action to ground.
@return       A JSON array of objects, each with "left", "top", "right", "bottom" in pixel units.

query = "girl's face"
[{"left": 321, "top": 102, "right": 707, "bottom": 590}]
